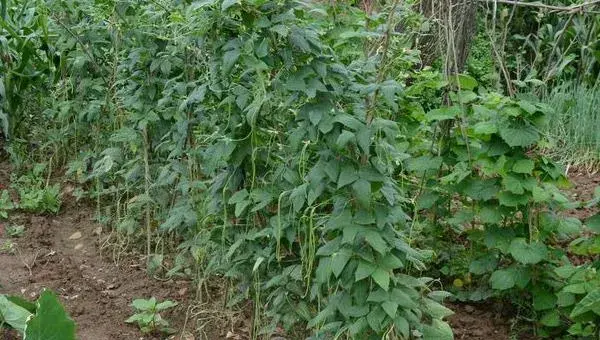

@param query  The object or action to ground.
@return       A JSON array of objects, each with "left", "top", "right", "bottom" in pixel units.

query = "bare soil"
[
  {"left": 565, "top": 168, "right": 600, "bottom": 220},
  {"left": 448, "top": 303, "right": 513, "bottom": 340}
]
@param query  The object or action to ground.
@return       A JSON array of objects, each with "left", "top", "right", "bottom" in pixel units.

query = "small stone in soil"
[{"left": 69, "top": 231, "right": 82, "bottom": 240}]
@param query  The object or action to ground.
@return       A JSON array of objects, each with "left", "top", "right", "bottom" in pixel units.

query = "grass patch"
[{"left": 541, "top": 82, "right": 600, "bottom": 170}]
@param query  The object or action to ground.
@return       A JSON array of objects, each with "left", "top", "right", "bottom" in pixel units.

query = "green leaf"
[
  {"left": 497, "top": 191, "right": 529, "bottom": 207},
  {"left": 381, "top": 301, "right": 398, "bottom": 318},
  {"left": 484, "top": 226, "right": 515, "bottom": 253},
  {"left": 424, "top": 298, "right": 454, "bottom": 319},
  {"left": 426, "top": 106, "right": 461, "bottom": 122},
  {"left": 336, "top": 130, "right": 355, "bottom": 148},
  {"left": 557, "top": 217, "right": 582, "bottom": 236},
  {"left": 461, "top": 178, "right": 499, "bottom": 201},
  {"left": 367, "top": 289, "right": 389, "bottom": 303},
  {"left": 155, "top": 300, "right": 177, "bottom": 311},
  {"left": 405, "top": 155, "right": 442, "bottom": 172},
  {"left": 235, "top": 200, "right": 250, "bottom": 217},
  {"left": 348, "top": 317, "right": 368, "bottom": 336},
  {"left": 24, "top": 290, "right": 76, "bottom": 340},
  {"left": 364, "top": 231, "right": 387, "bottom": 254},
  {"left": 540, "top": 310, "right": 561, "bottom": 327},
  {"left": 533, "top": 287, "right": 556, "bottom": 311},
  {"left": 422, "top": 320, "right": 453, "bottom": 340},
  {"left": 450, "top": 74, "right": 478, "bottom": 90},
  {"left": 221, "top": 0, "right": 239, "bottom": 11},
  {"left": 502, "top": 174, "right": 525, "bottom": 194},
  {"left": 338, "top": 165, "right": 358, "bottom": 189},
  {"left": 533, "top": 186, "right": 551, "bottom": 202},
  {"left": 371, "top": 268, "right": 390, "bottom": 291},
  {"left": 472, "top": 121, "right": 497, "bottom": 135},
  {"left": 555, "top": 265, "right": 576, "bottom": 279},
  {"left": 557, "top": 291, "right": 576, "bottom": 307},
  {"left": 352, "top": 179, "right": 371, "bottom": 208},
  {"left": 229, "top": 189, "right": 248, "bottom": 204},
  {"left": 518, "top": 100, "right": 537, "bottom": 114},
  {"left": 509, "top": 238, "right": 548, "bottom": 264},
  {"left": 355, "top": 261, "right": 376, "bottom": 281},
  {"left": 222, "top": 49, "right": 240, "bottom": 74},
  {"left": 479, "top": 206, "right": 502, "bottom": 224},
  {"left": 132, "top": 298, "right": 156, "bottom": 311},
  {"left": 586, "top": 214, "right": 600, "bottom": 232},
  {"left": 499, "top": 122, "right": 539, "bottom": 147},
  {"left": 469, "top": 254, "right": 498, "bottom": 275},
  {"left": 391, "top": 288, "right": 418, "bottom": 309},
  {"left": 7, "top": 296, "right": 36, "bottom": 314},
  {"left": 366, "top": 307, "right": 386, "bottom": 332},
  {"left": 331, "top": 251, "right": 351, "bottom": 278},
  {"left": 513, "top": 159, "right": 535, "bottom": 174},
  {"left": 490, "top": 269, "right": 515, "bottom": 290},
  {"left": 290, "top": 29, "right": 310, "bottom": 52},
  {"left": 394, "top": 317, "right": 410, "bottom": 338},
  {"left": 379, "top": 253, "right": 403, "bottom": 271},
  {"left": 563, "top": 283, "right": 587, "bottom": 294},
  {"left": 333, "top": 114, "right": 363, "bottom": 131},
  {"left": 0, "top": 295, "right": 32, "bottom": 333},
  {"left": 571, "top": 289, "right": 600, "bottom": 318}
]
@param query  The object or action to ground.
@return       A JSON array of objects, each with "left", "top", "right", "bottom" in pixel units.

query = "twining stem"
[{"left": 142, "top": 126, "right": 152, "bottom": 263}]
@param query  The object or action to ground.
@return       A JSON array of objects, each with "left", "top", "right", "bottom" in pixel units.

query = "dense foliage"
[{"left": 3, "top": 0, "right": 600, "bottom": 338}]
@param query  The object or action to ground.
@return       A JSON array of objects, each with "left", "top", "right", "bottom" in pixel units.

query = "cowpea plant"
[
  {"left": 412, "top": 76, "right": 600, "bottom": 337},
  {"left": 185, "top": 1, "right": 452, "bottom": 338}
]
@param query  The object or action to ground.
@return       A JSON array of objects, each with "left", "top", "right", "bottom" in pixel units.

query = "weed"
[
  {"left": 126, "top": 297, "right": 177, "bottom": 334},
  {"left": 0, "top": 240, "right": 14, "bottom": 254},
  {"left": 12, "top": 164, "right": 61, "bottom": 214},
  {"left": 6, "top": 225, "right": 24, "bottom": 237},
  {"left": 0, "top": 190, "right": 14, "bottom": 219},
  {"left": 540, "top": 82, "right": 600, "bottom": 168}
]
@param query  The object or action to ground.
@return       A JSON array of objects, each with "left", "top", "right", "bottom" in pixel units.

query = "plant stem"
[{"left": 142, "top": 127, "right": 152, "bottom": 264}]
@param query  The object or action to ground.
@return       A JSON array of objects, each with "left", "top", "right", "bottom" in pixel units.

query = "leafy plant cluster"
[
  {"left": 126, "top": 297, "right": 177, "bottom": 334},
  {"left": 416, "top": 76, "right": 600, "bottom": 337},
  {"left": 3, "top": 0, "right": 600, "bottom": 338},
  {"left": 0, "top": 289, "right": 76, "bottom": 340},
  {"left": 11, "top": 163, "right": 61, "bottom": 214}
]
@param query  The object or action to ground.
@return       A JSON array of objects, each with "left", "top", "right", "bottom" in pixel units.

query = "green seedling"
[
  {"left": 125, "top": 297, "right": 177, "bottom": 334},
  {"left": 0, "top": 240, "right": 15, "bottom": 254},
  {"left": 0, "top": 191, "right": 14, "bottom": 219},
  {"left": 6, "top": 225, "right": 24, "bottom": 237}
]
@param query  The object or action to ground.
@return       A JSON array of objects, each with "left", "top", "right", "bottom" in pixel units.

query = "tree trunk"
[{"left": 418, "top": 0, "right": 478, "bottom": 75}]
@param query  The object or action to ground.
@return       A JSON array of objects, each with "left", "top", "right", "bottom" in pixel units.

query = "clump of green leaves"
[
  {"left": 12, "top": 164, "right": 61, "bottom": 214},
  {"left": 6, "top": 224, "right": 24, "bottom": 237},
  {"left": 0, "top": 239, "right": 15, "bottom": 254},
  {"left": 0, "top": 290, "right": 76, "bottom": 340},
  {"left": 126, "top": 297, "right": 177, "bottom": 334},
  {"left": 0, "top": 190, "right": 14, "bottom": 219}
]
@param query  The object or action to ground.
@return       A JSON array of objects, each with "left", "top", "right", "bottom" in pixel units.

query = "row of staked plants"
[{"left": 3, "top": 0, "right": 600, "bottom": 338}]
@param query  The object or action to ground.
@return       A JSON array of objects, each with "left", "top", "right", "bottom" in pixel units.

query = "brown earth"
[
  {"left": 448, "top": 303, "right": 513, "bottom": 340},
  {"left": 565, "top": 168, "right": 600, "bottom": 220}
]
